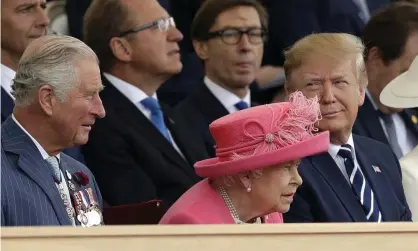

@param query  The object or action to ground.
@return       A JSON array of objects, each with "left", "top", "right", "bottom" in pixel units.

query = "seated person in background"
[
  {"left": 1, "top": 35, "right": 105, "bottom": 226},
  {"left": 353, "top": 2, "right": 418, "bottom": 158},
  {"left": 284, "top": 33, "right": 411, "bottom": 223},
  {"left": 82, "top": 0, "right": 210, "bottom": 208},
  {"left": 1, "top": 0, "right": 84, "bottom": 162},
  {"left": 175, "top": 0, "right": 268, "bottom": 157},
  {"left": 159, "top": 91, "right": 329, "bottom": 224},
  {"left": 380, "top": 55, "right": 418, "bottom": 221}
]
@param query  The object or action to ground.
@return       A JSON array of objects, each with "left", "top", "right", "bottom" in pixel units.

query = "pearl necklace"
[{"left": 219, "top": 186, "right": 261, "bottom": 224}]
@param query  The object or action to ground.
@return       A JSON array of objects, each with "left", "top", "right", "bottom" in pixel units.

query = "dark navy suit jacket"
[
  {"left": 1, "top": 87, "right": 86, "bottom": 163},
  {"left": 284, "top": 134, "right": 411, "bottom": 222},
  {"left": 353, "top": 95, "right": 418, "bottom": 146},
  {"left": 1, "top": 117, "right": 103, "bottom": 226}
]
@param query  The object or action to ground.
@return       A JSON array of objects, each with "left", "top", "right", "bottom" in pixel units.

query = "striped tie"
[{"left": 338, "top": 144, "right": 382, "bottom": 222}]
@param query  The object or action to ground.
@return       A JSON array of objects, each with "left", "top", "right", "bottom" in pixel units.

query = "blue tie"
[
  {"left": 235, "top": 101, "right": 248, "bottom": 111},
  {"left": 338, "top": 144, "right": 382, "bottom": 222},
  {"left": 140, "top": 97, "right": 171, "bottom": 141}
]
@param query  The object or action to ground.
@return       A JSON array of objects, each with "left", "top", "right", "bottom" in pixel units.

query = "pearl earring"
[{"left": 246, "top": 186, "right": 252, "bottom": 193}]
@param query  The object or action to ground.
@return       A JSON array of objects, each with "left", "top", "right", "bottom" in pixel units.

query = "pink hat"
[{"left": 195, "top": 91, "right": 330, "bottom": 177}]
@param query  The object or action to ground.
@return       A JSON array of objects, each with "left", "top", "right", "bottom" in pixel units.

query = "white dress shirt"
[
  {"left": 328, "top": 134, "right": 363, "bottom": 183},
  {"left": 367, "top": 90, "right": 417, "bottom": 157},
  {"left": 352, "top": 0, "right": 371, "bottom": 23},
  {"left": 204, "top": 76, "right": 251, "bottom": 114},
  {"left": 12, "top": 115, "right": 75, "bottom": 226},
  {"left": 103, "top": 73, "right": 184, "bottom": 157},
  {"left": 1, "top": 64, "right": 16, "bottom": 99},
  {"left": 399, "top": 146, "right": 418, "bottom": 222}
]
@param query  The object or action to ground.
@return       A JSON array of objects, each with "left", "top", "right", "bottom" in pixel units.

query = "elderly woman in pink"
[{"left": 159, "top": 92, "right": 329, "bottom": 224}]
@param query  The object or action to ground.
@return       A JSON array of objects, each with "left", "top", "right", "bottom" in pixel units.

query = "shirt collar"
[
  {"left": 328, "top": 133, "right": 355, "bottom": 159},
  {"left": 12, "top": 114, "right": 60, "bottom": 161},
  {"left": 366, "top": 89, "right": 379, "bottom": 111},
  {"left": 1, "top": 64, "right": 16, "bottom": 99},
  {"left": 103, "top": 72, "right": 158, "bottom": 104},
  {"left": 204, "top": 76, "right": 250, "bottom": 110}
]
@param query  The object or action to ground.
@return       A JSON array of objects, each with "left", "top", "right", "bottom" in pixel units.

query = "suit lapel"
[
  {"left": 309, "top": 153, "right": 366, "bottom": 222},
  {"left": 163, "top": 106, "right": 208, "bottom": 173},
  {"left": 357, "top": 96, "right": 389, "bottom": 144},
  {"left": 1, "top": 87, "right": 14, "bottom": 122},
  {"left": 354, "top": 136, "right": 396, "bottom": 221},
  {"left": 101, "top": 78, "right": 196, "bottom": 178},
  {"left": 1, "top": 118, "right": 72, "bottom": 225},
  {"left": 191, "top": 83, "right": 230, "bottom": 124}
]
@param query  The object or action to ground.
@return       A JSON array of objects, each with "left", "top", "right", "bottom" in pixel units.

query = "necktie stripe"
[
  {"left": 366, "top": 192, "right": 374, "bottom": 219},
  {"left": 360, "top": 178, "right": 365, "bottom": 204}
]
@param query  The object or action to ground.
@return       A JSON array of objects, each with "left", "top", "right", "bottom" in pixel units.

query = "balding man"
[
  {"left": 1, "top": 35, "right": 105, "bottom": 227},
  {"left": 82, "top": 0, "right": 210, "bottom": 208}
]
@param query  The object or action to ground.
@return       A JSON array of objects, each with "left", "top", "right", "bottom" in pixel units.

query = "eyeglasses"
[
  {"left": 204, "top": 28, "right": 268, "bottom": 45},
  {"left": 118, "top": 17, "right": 176, "bottom": 37}
]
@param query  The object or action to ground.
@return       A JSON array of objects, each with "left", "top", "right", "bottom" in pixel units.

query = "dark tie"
[
  {"left": 140, "top": 97, "right": 171, "bottom": 141},
  {"left": 46, "top": 156, "right": 61, "bottom": 183},
  {"left": 378, "top": 111, "right": 403, "bottom": 158},
  {"left": 338, "top": 144, "right": 382, "bottom": 222},
  {"left": 235, "top": 101, "right": 249, "bottom": 111}
]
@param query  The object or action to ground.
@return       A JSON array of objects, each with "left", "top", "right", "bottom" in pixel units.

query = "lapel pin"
[
  {"left": 372, "top": 165, "right": 381, "bottom": 173},
  {"left": 412, "top": 115, "right": 418, "bottom": 124}
]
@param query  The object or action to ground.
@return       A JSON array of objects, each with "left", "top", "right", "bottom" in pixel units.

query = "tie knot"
[
  {"left": 338, "top": 144, "right": 353, "bottom": 160},
  {"left": 141, "top": 97, "right": 161, "bottom": 113},
  {"left": 235, "top": 101, "right": 248, "bottom": 111},
  {"left": 46, "top": 156, "right": 61, "bottom": 183}
]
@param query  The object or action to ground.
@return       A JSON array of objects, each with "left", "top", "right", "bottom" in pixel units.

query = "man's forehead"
[
  {"left": 212, "top": 6, "right": 261, "bottom": 29},
  {"left": 121, "top": 0, "right": 168, "bottom": 24},
  {"left": 8, "top": 0, "right": 46, "bottom": 7}
]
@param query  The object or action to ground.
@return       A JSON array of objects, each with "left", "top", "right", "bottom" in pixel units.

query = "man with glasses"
[
  {"left": 82, "top": 0, "right": 210, "bottom": 209},
  {"left": 176, "top": 0, "right": 268, "bottom": 157}
]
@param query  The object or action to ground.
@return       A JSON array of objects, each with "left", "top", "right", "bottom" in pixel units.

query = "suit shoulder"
[
  {"left": 61, "top": 154, "right": 93, "bottom": 175},
  {"left": 353, "top": 134, "right": 393, "bottom": 152}
]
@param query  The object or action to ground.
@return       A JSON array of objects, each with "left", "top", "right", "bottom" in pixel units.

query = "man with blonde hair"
[
  {"left": 283, "top": 33, "right": 411, "bottom": 222},
  {"left": 1, "top": 35, "right": 105, "bottom": 226}
]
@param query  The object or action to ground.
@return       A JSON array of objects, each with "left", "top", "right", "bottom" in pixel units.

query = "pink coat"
[{"left": 159, "top": 179, "right": 283, "bottom": 224}]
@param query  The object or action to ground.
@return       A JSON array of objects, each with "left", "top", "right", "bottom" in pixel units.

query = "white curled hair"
[
  {"left": 216, "top": 169, "right": 264, "bottom": 187},
  {"left": 12, "top": 35, "right": 99, "bottom": 107}
]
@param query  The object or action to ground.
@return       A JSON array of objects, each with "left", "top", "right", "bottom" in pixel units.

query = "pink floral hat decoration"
[{"left": 194, "top": 91, "right": 330, "bottom": 177}]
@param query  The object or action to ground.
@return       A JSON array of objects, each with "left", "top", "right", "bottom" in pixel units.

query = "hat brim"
[
  {"left": 380, "top": 72, "right": 418, "bottom": 109},
  {"left": 194, "top": 131, "right": 329, "bottom": 177}
]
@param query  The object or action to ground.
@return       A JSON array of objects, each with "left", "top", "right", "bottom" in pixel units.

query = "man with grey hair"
[
  {"left": 1, "top": 35, "right": 106, "bottom": 227},
  {"left": 1, "top": 0, "right": 85, "bottom": 163}
]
